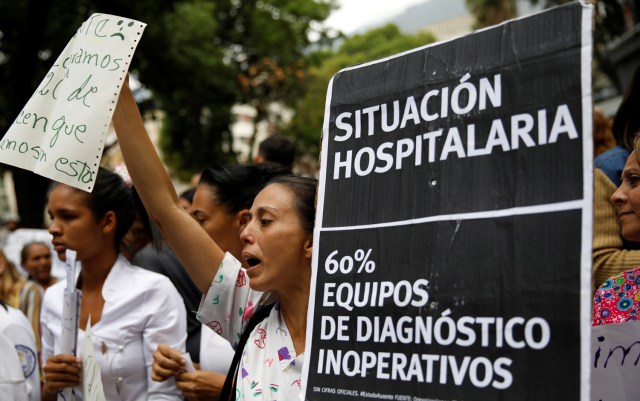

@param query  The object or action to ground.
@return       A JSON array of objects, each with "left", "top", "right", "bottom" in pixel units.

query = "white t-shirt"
[{"left": 0, "top": 303, "right": 40, "bottom": 401}]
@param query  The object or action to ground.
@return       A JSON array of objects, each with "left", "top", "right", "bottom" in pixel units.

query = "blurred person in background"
[
  {"left": 593, "top": 106, "right": 616, "bottom": 158},
  {"left": 179, "top": 187, "right": 196, "bottom": 211},
  {"left": 19, "top": 241, "right": 56, "bottom": 381},
  {"left": 254, "top": 134, "right": 296, "bottom": 171},
  {"left": 0, "top": 248, "right": 24, "bottom": 307},
  {"left": 0, "top": 212, "right": 21, "bottom": 248}
]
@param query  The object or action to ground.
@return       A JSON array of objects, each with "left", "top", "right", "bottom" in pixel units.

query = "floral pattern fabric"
[
  {"left": 593, "top": 266, "right": 640, "bottom": 326},
  {"left": 197, "top": 253, "right": 303, "bottom": 400}
]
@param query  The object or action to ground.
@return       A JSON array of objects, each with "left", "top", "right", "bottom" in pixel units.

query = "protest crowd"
[
  {"left": 0, "top": 2, "right": 639, "bottom": 401},
  {"left": 0, "top": 77, "right": 309, "bottom": 399}
]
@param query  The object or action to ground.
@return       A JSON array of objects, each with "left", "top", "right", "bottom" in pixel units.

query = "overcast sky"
[{"left": 324, "top": 0, "right": 428, "bottom": 34}]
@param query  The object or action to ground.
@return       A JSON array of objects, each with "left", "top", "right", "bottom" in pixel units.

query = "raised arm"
[{"left": 112, "top": 78, "right": 224, "bottom": 293}]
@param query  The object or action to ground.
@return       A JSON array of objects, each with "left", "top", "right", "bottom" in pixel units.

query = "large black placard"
[{"left": 303, "top": 3, "right": 592, "bottom": 401}]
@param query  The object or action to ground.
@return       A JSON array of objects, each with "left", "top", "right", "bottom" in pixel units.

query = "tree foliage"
[
  {"left": 283, "top": 24, "right": 437, "bottom": 170},
  {"left": 137, "top": 0, "right": 238, "bottom": 177}
]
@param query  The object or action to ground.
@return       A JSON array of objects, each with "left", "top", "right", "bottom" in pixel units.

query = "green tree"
[
  {"left": 284, "top": 24, "right": 437, "bottom": 172},
  {"left": 0, "top": 0, "right": 336, "bottom": 226},
  {"left": 222, "top": 0, "right": 337, "bottom": 160},
  {"left": 135, "top": 0, "right": 238, "bottom": 178}
]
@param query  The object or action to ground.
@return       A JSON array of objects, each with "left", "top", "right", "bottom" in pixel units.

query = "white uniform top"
[
  {"left": 197, "top": 252, "right": 303, "bottom": 401},
  {"left": 0, "top": 303, "right": 40, "bottom": 401},
  {"left": 199, "top": 324, "right": 234, "bottom": 374},
  {"left": 41, "top": 255, "right": 187, "bottom": 401}
]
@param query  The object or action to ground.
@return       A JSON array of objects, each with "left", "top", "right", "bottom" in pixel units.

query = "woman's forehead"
[
  {"left": 25, "top": 243, "right": 49, "bottom": 255},
  {"left": 49, "top": 184, "right": 89, "bottom": 207},
  {"left": 54, "top": 182, "right": 86, "bottom": 195},
  {"left": 194, "top": 184, "right": 216, "bottom": 202},
  {"left": 628, "top": 151, "right": 640, "bottom": 168},
  {"left": 253, "top": 184, "right": 294, "bottom": 210}
]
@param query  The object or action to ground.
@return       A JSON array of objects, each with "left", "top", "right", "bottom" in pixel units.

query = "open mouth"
[{"left": 246, "top": 257, "right": 261, "bottom": 267}]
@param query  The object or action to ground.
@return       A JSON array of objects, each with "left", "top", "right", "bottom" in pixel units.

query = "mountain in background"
[
  {"left": 355, "top": 0, "right": 468, "bottom": 35},
  {"left": 353, "top": 0, "right": 543, "bottom": 35}
]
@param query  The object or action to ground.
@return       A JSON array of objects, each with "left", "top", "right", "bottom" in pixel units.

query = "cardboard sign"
[
  {"left": 0, "top": 14, "right": 146, "bottom": 192},
  {"left": 82, "top": 318, "right": 106, "bottom": 401},
  {"left": 591, "top": 320, "right": 640, "bottom": 401},
  {"left": 303, "top": 2, "right": 593, "bottom": 400}
]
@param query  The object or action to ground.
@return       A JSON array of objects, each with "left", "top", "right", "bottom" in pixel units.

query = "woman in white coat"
[{"left": 40, "top": 167, "right": 187, "bottom": 401}]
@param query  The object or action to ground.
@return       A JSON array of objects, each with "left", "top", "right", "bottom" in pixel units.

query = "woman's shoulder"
[
  {"left": 42, "top": 279, "right": 66, "bottom": 299},
  {"left": 610, "top": 266, "right": 640, "bottom": 282},
  {"left": 0, "top": 303, "right": 30, "bottom": 328},
  {"left": 117, "top": 255, "right": 171, "bottom": 282},
  {"left": 20, "top": 280, "right": 38, "bottom": 292},
  {"left": 118, "top": 257, "right": 181, "bottom": 297},
  {"left": 102, "top": 259, "right": 183, "bottom": 317},
  {"left": 40, "top": 279, "right": 67, "bottom": 318}
]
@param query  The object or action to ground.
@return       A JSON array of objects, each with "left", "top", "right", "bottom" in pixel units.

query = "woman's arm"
[
  {"left": 143, "top": 276, "right": 188, "bottom": 400},
  {"left": 113, "top": 78, "right": 224, "bottom": 293}
]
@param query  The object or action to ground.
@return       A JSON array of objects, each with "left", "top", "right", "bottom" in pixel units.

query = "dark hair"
[
  {"left": 257, "top": 135, "right": 296, "bottom": 169},
  {"left": 179, "top": 187, "right": 196, "bottom": 204},
  {"left": 266, "top": 175, "right": 317, "bottom": 233},
  {"left": 198, "top": 164, "right": 288, "bottom": 214},
  {"left": 20, "top": 241, "right": 50, "bottom": 264},
  {"left": 613, "top": 64, "right": 640, "bottom": 151},
  {"left": 86, "top": 167, "right": 136, "bottom": 247}
]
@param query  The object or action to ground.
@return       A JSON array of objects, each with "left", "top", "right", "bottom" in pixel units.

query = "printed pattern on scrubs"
[{"left": 197, "top": 252, "right": 303, "bottom": 400}]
